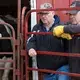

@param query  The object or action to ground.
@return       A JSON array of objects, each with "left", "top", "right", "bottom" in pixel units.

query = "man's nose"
[
  {"left": 70, "top": 15, "right": 74, "bottom": 18},
  {"left": 42, "top": 14, "right": 46, "bottom": 17}
]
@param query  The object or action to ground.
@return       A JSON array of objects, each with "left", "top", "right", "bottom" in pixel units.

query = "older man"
[{"left": 27, "top": 2, "right": 69, "bottom": 80}]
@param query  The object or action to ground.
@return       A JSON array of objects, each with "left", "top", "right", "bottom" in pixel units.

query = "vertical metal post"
[{"left": 17, "top": 0, "right": 21, "bottom": 80}]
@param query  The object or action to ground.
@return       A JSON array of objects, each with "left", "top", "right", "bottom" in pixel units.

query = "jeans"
[{"left": 43, "top": 65, "right": 69, "bottom": 80}]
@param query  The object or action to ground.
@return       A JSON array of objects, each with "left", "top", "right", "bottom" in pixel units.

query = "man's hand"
[
  {"left": 53, "top": 25, "right": 64, "bottom": 37},
  {"left": 52, "top": 25, "right": 72, "bottom": 40},
  {"left": 61, "top": 33, "right": 72, "bottom": 40},
  {"left": 28, "top": 48, "right": 37, "bottom": 57}
]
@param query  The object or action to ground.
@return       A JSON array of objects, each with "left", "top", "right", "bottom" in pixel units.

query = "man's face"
[
  {"left": 39, "top": 11, "right": 55, "bottom": 25},
  {"left": 69, "top": 11, "right": 80, "bottom": 24}
]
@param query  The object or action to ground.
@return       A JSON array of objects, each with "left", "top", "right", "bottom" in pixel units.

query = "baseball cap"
[
  {"left": 38, "top": 3, "right": 53, "bottom": 14},
  {"left": 40, "top": 3, "right": 53, "bottom": 9},
  {"left": 66, "top": 1, "right": 80, "bottom": 14}
]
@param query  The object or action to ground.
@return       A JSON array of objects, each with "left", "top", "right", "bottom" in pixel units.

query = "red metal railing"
[
  {"left": 21, "top": 6, "right": 27, "bottom": 80},
  {"left": 22, "top": 7, "right": 80, "bottom": 80},
  {"left": 0, "top": 22, "right": 16, "bottom": 80}
]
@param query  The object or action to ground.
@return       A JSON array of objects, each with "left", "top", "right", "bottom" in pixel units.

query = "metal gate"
[
  {"left": 0, "top": 22, "right": 16, "bottom": 80},
  {"left": 21, "top": 6, "right": 80, "bottom": 80}
]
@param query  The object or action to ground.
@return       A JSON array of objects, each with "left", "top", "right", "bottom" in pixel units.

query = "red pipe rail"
[
  {"left": 25, "top": 7, "right": 80, "bottom": 47},
  {"left": 21, "top": 6, "right": 27, "bottom": 49},
  {"left": 0, "top": 22, "right": 16, "bottom": 80},
  {"left": 21, "top": 6, "right": 27, "bottom": 80},
  {"left": 24, "top": 8, "right": 80, "bottom": 80},
  {"left": 17, "top": 0, "right": 21, "bottom": 80}
]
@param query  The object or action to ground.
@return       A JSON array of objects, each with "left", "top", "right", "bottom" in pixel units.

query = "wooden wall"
[{"left": 36, "top": 0, "right": 80, "bottom": 22}]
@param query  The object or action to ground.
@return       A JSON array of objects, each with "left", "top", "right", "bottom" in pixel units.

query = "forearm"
[
  {"left": 64, "top": 25, "right": 80, "bottom": 34},
  {"left": 27, "top": 42, "right": 36, "bottom": 51}
]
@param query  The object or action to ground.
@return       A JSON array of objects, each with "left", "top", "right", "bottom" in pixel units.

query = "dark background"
[{"left": 0, "top": 0, "right": 30, "bottom": 17}]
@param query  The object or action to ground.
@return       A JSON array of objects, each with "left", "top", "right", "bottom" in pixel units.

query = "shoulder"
[{"left": 32, "top": 23, "right": 42, "bottom": 31}]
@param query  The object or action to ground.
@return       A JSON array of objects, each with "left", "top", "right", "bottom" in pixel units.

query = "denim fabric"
[{"left": 43, "top": 65, "right": 69, "bottom": 80}]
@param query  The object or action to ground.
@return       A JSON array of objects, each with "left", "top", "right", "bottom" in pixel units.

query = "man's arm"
[
  {"left": 53, "top": 25, "right": 80, "bottom": 40},
  {"left": 64, "top": 25, "right": 80, "bottom": 34},
  {"left": 27, "top": 31, "right": 37, "bottom": 50},
  {"left": 53, "top": 25, "right": 80, "bottom": 36},
  {"left": 27, "top": 25, "right": 38, "bottom": 57}
]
